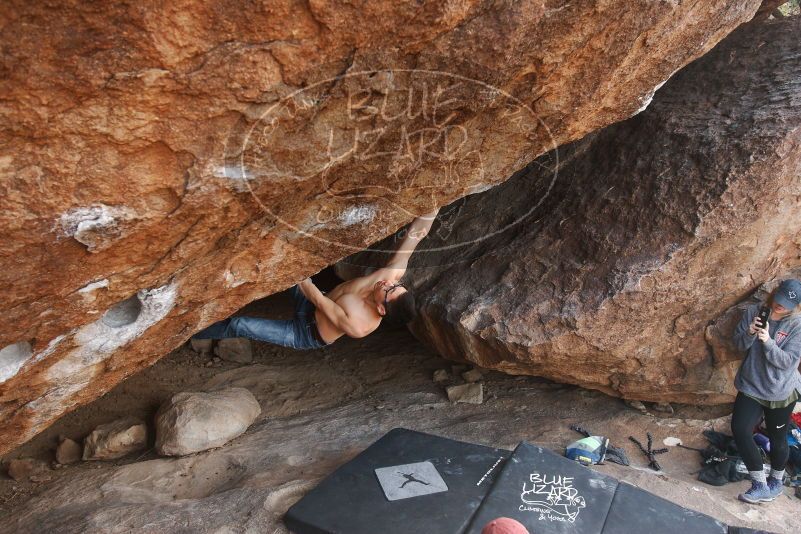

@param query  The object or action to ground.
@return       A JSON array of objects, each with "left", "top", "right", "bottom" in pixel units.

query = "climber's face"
[{"left": 373, "top": 280, "right": 407, "bottom": 316}]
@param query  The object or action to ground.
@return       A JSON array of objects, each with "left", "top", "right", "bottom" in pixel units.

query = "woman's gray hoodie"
[{"left": 733, "top": 303, "right": 801, "bottom": 401}]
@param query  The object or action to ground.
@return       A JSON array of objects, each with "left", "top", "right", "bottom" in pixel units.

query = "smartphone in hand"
[{"left": 756, "top": 306, "right": 770, "bottom": 329}]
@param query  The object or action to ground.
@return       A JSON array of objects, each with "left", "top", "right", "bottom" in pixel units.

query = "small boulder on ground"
[
  {"left": 190, "top": 338, "right": 213, "bottom": 355},
  {"left": 214, "top": 338, "right": 253, "bottom": 363},
  {"left": 83, "top": 418, "right": 148, "bottom": 461},
  {"left": 626, "top": 400, "right": 648, "bottom": 414},
  {"left": 6, "top": 458, "right": 49, "bottom": 482},
  {"left": 55, "top": 436, "right": 82, "bottom": 465},
  {"left": 432, "top": 369, "right": 449, "bottom": 383},
  {"left": 652, "top": 402, "right": 674, "bottom": 415},
  {"left": 446, "top": 383, "right": 483, "bottom": 404},
  {"left": 155, "top": 387, "right": 261, "bottom": 456},
  {"left": 462, "top": 369, "right": 483, "bottom": 383}
]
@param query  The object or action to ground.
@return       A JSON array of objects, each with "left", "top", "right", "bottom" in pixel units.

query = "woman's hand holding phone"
[
  {"left": 757, "top": 321, "right": 770, "bottom": 342},
  {"left": 750, "top": 306, "right": 771, "bottom": 339},
  {"left": 749, "top": 316, "right": 760, "bottom": 335}
]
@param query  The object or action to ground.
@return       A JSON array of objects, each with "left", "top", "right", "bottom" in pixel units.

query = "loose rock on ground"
[
  {"left": 432, "top": 369, "right": 449, "bottom": 383},
  {"left": 82, "top": 418, "right": 147, "bottom": 461},
  {"left": 446, "top": 383, "right": 484, "bottom": 405},
  {"left": 55, "top": 438, "right": 81, "bottom": 466},
  {"left": 215, "top": 338, "right": 253, "bottom": 364},
  {"left": 462, "top": 369, "right": 483, "bottom": 383},
  {"left": 155, "top": 387, "right": 261, "bottom": 456},
  {"left": 6, "top": 459, "right": 49, "bottom": 483},
  {"left": 190, "top": 339, "right": 213, "bottom": 356}
]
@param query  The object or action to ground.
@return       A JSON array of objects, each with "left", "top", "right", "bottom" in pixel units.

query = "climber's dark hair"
[{"left": 385, "top": 290, "right": 417, "bottom": 325}]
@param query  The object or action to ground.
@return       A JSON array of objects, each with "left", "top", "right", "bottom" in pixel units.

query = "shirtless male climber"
[{"left": 191, "top": 208, "right": 440, "bottom": 350}]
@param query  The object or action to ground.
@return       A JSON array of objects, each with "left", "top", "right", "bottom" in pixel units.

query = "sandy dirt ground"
[{"left": 0, "top": 290, "right": 798, "bottom": 533}]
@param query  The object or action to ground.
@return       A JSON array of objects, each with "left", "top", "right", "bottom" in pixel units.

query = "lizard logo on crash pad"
[{"left": 519, "top": 472, "right": 586, "bottom": 523}]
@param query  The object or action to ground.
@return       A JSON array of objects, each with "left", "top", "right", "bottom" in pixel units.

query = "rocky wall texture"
[
  {"left": 0, "top": 0, "right": 761, "bottom": 453},
  {"left": 343, "top": 15, "right": 801, "bottom": 404}
]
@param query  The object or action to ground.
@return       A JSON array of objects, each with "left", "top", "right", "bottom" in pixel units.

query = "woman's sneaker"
[
  {"left": 738, "top": 480, "right": 775, "bottom": 503},
  {"left": 766, "top": 477, "right": 784, "bottom": 499}
]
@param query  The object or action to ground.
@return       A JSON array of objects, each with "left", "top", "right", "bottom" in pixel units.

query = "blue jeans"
[{"left": 192, "top": 286, "right": 328, "bottom": 350}]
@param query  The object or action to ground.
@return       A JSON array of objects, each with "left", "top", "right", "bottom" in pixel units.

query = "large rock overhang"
[{"left": 0, "top": 0, "right": 762, "bottom": 453}]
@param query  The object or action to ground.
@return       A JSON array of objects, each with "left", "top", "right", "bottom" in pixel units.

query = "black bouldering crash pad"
[
  {"left": 284, "top": 428, "right": 510, "bottom": 534},
  {"left": 602, "top": 480, "right": 727, "bottom": 534},
  {"left": 285, "top": 429, "right": 764, "bottom": 534},
  {"left": 466, "top": 442, "right": 728, "bottom": 534},
  {"left": 464, "top": 442, "right": 619, "bottom": 533}
]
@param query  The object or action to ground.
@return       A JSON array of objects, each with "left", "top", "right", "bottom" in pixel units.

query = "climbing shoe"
[
  {"left": 738, "top": 480, "right": 775, "bottom": 504},
  {"left": 766, "top": 477, "right": 784, "bottom": 499}
]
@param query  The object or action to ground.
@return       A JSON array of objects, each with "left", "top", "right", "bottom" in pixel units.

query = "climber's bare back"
[
  {"left": 298, "top": 208, "right": 439, "bottom": 345},
  {"left": 313, "top": 272, "right": 397, "bottom": 344}
]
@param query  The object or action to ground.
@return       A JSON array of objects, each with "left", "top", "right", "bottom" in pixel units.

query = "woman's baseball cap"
[{"left": 774, "top": 278, "right": 801, "bottom": 310}]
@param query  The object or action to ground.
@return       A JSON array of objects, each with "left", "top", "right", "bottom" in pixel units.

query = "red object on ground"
[
  {"left": 792, "top": 412, "right": 801, "bottom": 428},
  {"left": 481, "top": 517, "right": 530, "bottom": 534}
]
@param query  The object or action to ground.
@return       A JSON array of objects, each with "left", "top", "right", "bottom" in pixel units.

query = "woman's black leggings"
[{"left": 731, "top": 392, "right": 796, "bottom": 472}]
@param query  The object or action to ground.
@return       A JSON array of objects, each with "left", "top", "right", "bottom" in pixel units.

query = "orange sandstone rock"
[{"left": 0, "top": 0, "right": 760, "bottom": 453}]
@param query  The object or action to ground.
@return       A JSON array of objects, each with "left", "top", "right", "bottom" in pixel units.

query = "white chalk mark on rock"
[
  {"left": 101, "top": 294, "right": 143, "bottom": 327},
  {"left": 0, "top": 341, "right": 33, "bottom": 384},
  {"left": 339, "top": 205, "right": 376, "bottom": 226},
  {"left": 77, "top": 279, "right": 110, "bottom": 303},
  {"left": 32, "top": 335, "right": 67, "bottom": 365},
  {"left": 214, "top": 165, "right": 254, "bottom": 180},
  {"left": 634, "top": 67, "right": 680, "bottom": 115},
  {"left": 78, "top": 279, "right": 109, "bottom": 294},
  {"left": 57, "top": 204, "right": 138, "bottom": 252},
  {"left": 46, "top": 282, "right": 178, "bottom": 382},
  {"left": 223, "top": 270, "right": 246, "bottom": 289},
  {"left": 466, "top": 183, "right": 494, "bottom": 196}
]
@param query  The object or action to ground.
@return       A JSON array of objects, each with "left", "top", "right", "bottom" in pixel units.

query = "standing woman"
[{"left": 731, "top": 278, "right": 801, "bottom": 504}]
